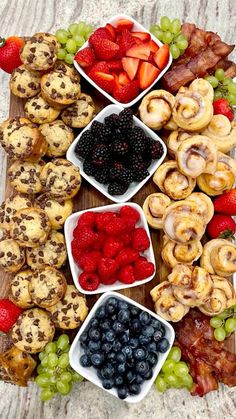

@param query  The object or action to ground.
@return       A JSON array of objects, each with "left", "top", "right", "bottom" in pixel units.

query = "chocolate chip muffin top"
[
  {"left": 0, "top": 194, "right": 32, "bottom": 237},
  {"left": 61, "top": 93, "right": 95, "bottom": 128},
  {"left": 34, "top": 193, "right": 73, "bottom": 230},
  {"left": 9, "top": 269, "right": 34, "bottom": 309},
  {"left": 0, "top": 239, "right": 25, "bottom": 273},
  {"left": 24, "top": 93, "right": 60, "bottom": 124},
  {"left": 20, "top": 38, "right": 57, "bottom": 72},
  {"left": 41, "top": 71, "right": 81, "bottom": 106},
  {"left": 8, "top": 160, "right": 45, "bottom": 195},
  {"left": 39, "top": 119, "right": 74, "bottom": 157},
  {"left": 10, "top": 65, "right": 41, "bottom": 98}
]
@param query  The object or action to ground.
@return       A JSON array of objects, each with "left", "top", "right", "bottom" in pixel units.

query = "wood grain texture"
[{"left": 0, "top": 0, "right": 236, "bottom": 418}]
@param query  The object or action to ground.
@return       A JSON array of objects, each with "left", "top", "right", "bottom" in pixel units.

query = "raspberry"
[
  {"left": 120, "top": 232, "right": 132, "bottom": 246},
  {"left": 77, "top": 226, "right": 98, "bottom": 250},
  {"left": 103, "top": 237, "right": 124, "bottom": 258},
  {"left": 100, "top": 275, "right": 117, "bottom": 285},
  {"left": 77, "top": 212, "right": 96, "bottom": 229},
  {"left": 77, "top": 250, "right": 101, "bottom": 272},
  {"left": 115, "top": 248, "right": 139, "bottom": 267},
  {"left": 98, "top": 257, "right": 118, "bottom": 279},
  {"left": 118, "top": 265, "right": 135, "bottom": 284},
  {"left": 132, "top": 228, "right": 150, "bottom": 251},
  {"left": 93, "top": 231, "right": 106, "bottom": 250},
  {"left": 133, "top": 258, "right": 155, "bottom": 280},
  {"left": 119, "top": 205, "right": 140, "bottom": 223},
  {"left": 79, "top": 272, "right": 100, "bottom": 291},
  {"left": 105, "top": 217, "right": 127, "bottom": 236},
  {"left": 96, "top": 212, "right": 117, "bottom": 231},
  {"left": 71, "top": 238, "right": 82, "bottom": 262}
]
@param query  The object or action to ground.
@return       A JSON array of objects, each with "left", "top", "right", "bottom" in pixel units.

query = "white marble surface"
[{"left": 0, "top": 0, "right": 236, "bottom": 418}]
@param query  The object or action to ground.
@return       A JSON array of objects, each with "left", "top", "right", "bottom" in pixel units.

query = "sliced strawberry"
[
  {"left": 153, "top": 44, "right": 169, "bottom": 70},
  {"left": 107, "top": 59, "right": 123, "bottom": 72},
  {"left": 118, "top": 71, "right": 130, "bottom": 86},
  {"left": 89, "top": 27, "right": 113, "bottom": 46},
  {"left": 115, "top": 19, "right": 134, "bottom": 31},
  {"left": 90, "top": 71, "right": 115, "bottom": 93},
  {"left": 121, "top": 57, "right": 139, "bottom": 80},
  {"left": 113, "top": 79, "right": 140, "bottom": 103},
  {"left": 74, "top": 46, "right": 95, "bottom": 68},
  {"left": 132, "top": 31, "right": 151, "bottom": 42},
  {"left": 148, "top": 39, "right": 160, "bottom": 53},
  {"left": 105, "top": 23, "right": 116, "bottom": 41},
  {"left": 148, "top": 51, "right": 156, "bottom": 65},
  {"left": 120, "top": 29, "right": 136, "bottom": 52},
  {"left": 126, "top": 43, "right": 150, "bottom": 60},
  {"left": 89, "top": 61, "right": 110, "bottom": 74},
  {"left": 92, "top": 38, "right": 120, "bottom": 60},
  {"left": 138, "top": 61, "right": 160, "bottom": 89}
]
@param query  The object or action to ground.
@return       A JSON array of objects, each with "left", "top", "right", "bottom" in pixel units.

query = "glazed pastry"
[
  {"left": 9, "top": 269, "right": 34, "bottom": 309},
  {"left": 199, "top": 275, "right": 236, "bottom": 316},
  {"left": 40, "top": 159, "right": 81, "bottom": 200},
  {"left": 163, "top": 116, "right": 178, "bottom": 131},
  {"left": 153, "top": 160, "right": 196, "bottom": 200},
  {"left": 46, "top": 285, "right": 88, "bottom": 329},
  {"left": 150, "top": 281, "right": 189, "bottom": 322},
  {"left": 11, "top": 308, "right": 55, "bottom": 353},
  {"left": 202, "top": 114, "right": 236, "bottom": 153},
  {"left": 143, "top": 193, "right": 171, "bottom": 229},
  {"left": 24, "top": 93, "right": 60, "bottom": 124},
  {"left": 200, "top": 238, "right": 236, "bottom": 277},
  {"left": 28, "top": 267, "right": 67, "bottom": 308},
  {"left": 162, "top": 200, "right": 206, "bottom": 244},
  {"left": 33, "top": 32, "right": 60, "bottom": 49},
  {"left": 0, "top": 346, "right": 36, "bottom": 386},
  {"left": 10, "top": 207, "right": 51, "bottom": 248},
  {"left": 166, "top": 130, "right": 191, "bottom": 157},
  {"left": 161, "top": 235, "right": 202, "bottom": 268},
  {"left": 139, "top": 90, "right": 175, "bottom": 130},
  {"left": 8, "top": 160, "right": 45, "bottom": 195},
  {"left": 26, "top": 230, "right": 67, "bottom": 269},
  {"left": 186, "top": 192, "right": 214, "bottom": 223},
  {"left": 0, "top": 195, "right": 32, "bottom": 237},
  {"left": 188, "top": 78, "right": 214, "bottom": 102},
  {"left": 217, "top": 152, "right": 236, "bottom": 176},
  {"left": 41, "top": 70, "right": 81, "bottom": 109},
  {"left": 173, "top": 90, "right": 213, "bottom": 131},
  {"left": 39, "top": 120, "right": 74, "bottom": 157},
  {"left": 0, "top": 239, "right": 25, "bottom": 273},
  {"left": 176, "top": 135, "right": 218, "bottom": 178},
  {"left": 9, "top": 65, "right": 41, "bottom": 98},
  {"left": 34, "top": 193, "right": 73, "bottom": 230},
  {"left": 61, "top": 93, "right": 95, "bottom": 128},
  {"left": 53, "top": 60, "right": 80, "bottom": 80},
  {"left": 197, "top": 157, "right": 235, "bottom": 196},
  {"left": 0, "top": 117, "right": 48, "bottom": 161},
  {"left": 20, "top": 36, "right": 57, "bottom": 72}
]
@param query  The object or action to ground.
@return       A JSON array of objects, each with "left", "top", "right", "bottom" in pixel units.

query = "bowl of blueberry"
[
  {"left": 66, "top": 104, "right": 166, "bottom": 203},
  {"left": 69, "top": 292, "right": 175, "bottom": 402}
]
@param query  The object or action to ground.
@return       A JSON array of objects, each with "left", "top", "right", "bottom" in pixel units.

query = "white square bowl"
[
  {"left": 66, "top": 104, "right": 167, "bottom": 203},
  {"left": 73, "top": 14, "right": 172, "bottom": 107},
  {"left": 64, "top": 202, "right": 156, "bottom": 295},
  {"left": 69, "top": 291, "right": 175, "bottom": 403}
]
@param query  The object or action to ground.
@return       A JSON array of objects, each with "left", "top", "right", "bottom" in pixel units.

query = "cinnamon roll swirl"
[
  {"left": 139, "top": 90, "right": 175, "bottom": 130},
  {"left": 199, "top": 275, "right": 236, "bottom": 316},
  {"left": 202, "top": 114, "right": 236, "bottom": 153},
  {"left": 143, "top": 193, "right": 171, "bottom": 229},
  {"left": 161, "top": 235, "right": 202, "bottom": 268},
  {"left": 200, "top": 239, "right": 236, "bottom": 277},
  {"left": 150, "top": 281, "right": 189, "bottom": 322}
]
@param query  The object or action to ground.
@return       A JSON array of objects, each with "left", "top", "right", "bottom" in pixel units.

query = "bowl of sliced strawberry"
[{"left": 74, "top": 14, "right": 172, "bottom": 107}]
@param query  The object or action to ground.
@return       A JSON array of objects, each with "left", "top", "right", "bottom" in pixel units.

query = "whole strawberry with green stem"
[
  {"left": 0, "top": 299, "right": 23, "bottom": 333},
  {"left": 207, "top": 214, "right": 236, "bottom": 239},
  {"left": 213, "top": 189, "right": 236, "bottom": 215},
  {"left": 0, "top": 36, "right": 24, "bottom": 73}
]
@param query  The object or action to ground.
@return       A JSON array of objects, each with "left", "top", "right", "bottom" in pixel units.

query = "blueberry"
[
  {"left": 126, "top": 370, "right": 136, "bottom": 383},
  {"left": 129, "top": 382, "right": 141, "bottom": 395},
  {"left": 117, "top": 363, "right": 126, "bottom": 374},
  {"left": 142, "top": 325, "right": 155, "bottom": 337},
  {"left": 139, "top": 334, "right": 151, "bottom": 346},
  {"left": 147, "top": 351, "right": 158, "bottom": 367},
  {"left": 129, "top": 338, "right": 139, "bottom": 348},
  {"left": 111, "top": 313, "right": 117, "bottom": 322},
  {"left": 105, "top": 330, "right": 115, "bottom": 342},
  {"left": 135, "top": 361, "right": 149, "bottom": 376},
  {"left": 80, "top": 354, "right": 92, "bottom": 367},
  {"left": 112, "top": 320, "right": 124, "bottom": 334},
  {"left": 135, "top": 374, "right": 144, "bottom": 385},
  {"left": 100, "top": 319, "right": 111, "bottom": 331},
  {"left": 118, "top": 301, "right": 129, "bottom": 311},
  {"left": 88, "top": 340, "right": 101, "bottom": 352},
  {"left": 130, "top": 306, "right": 140, "bottom": 317},
  {"left": 80, "top": 341, "right": 87, "bottom": 349},
  {"left": 101, "top": 363, "right": 115, "bottom": 378},
  {"left": 133, "top": 347, "right": 147, "bottom": 361},
  {"left": 105, "top": 300, "right": 117, "bottom": 315},
  {"left": 102, "top": 378, "right": 114, "bottom": 389},
  {"left": 79, "top": 331, "right": 88, "bottom": 344},
  {"left": 122, "top": 346, "right": 132, "bottom": 358},
  {"left": 101, "top": 342, "right": 112, "bottom": 353},
  {"left": 153, "top": 329, "right": 163, "bottom": 342},
  {"left": 113, "top": 339, "right": 122, "bottom": 352},
  {"left": 97, "top": 369, "right": 103, "bottom": 380},
  {"left": 96, "top": 306, "right": 106, "bottom": 319},
  {"left": 119, "top": 332, "right": 130, "bottom": 344},
  {"left": 139, "top": 311, "right": 151, "bottom": 325},
  {"left": 89, "top": 327, "right": 101, "bottom": 342},
  {"left": 147, "top": 341, "right": 157, "bottom": 352},
  {"left": 114, "top": 375, "right": 124, "bottom": 386},
  {"left": 106, "top": 297, "right": 118, "bottom": 308},
  {"left": 90, "top": 351, "right": 105, "bottom": 367},
  {"left": 118, "top": 309, "right": 130, "bottom": 324},
  {"left": 150, "top": 318, "right": 161, "bottom": 329},
  {"left": 107, "top": 351, "right": 116, "bottom": 362},
  {"left": 116, "top": 352, "right": 126, "bottom": 364},
  {"left": 89, "top": 318, "right": 99, "bottom": 328},
  {"left": 127, "top": 358, "right": 135, "bottom": 369},
  {"left": 143, "top": 368, "right": 153, "bottom": 380},
  {"left": 84, "top": 347, "right": 93, "bottom": 357},
  {"left": 117, "top": 385, "right": 128, "bottom": 399},
  {"left": 156, "top": 338, "right": 170, "bottom": 353},
  {"left": 130, "top": 319, "right": 141, "bottom": 334}
]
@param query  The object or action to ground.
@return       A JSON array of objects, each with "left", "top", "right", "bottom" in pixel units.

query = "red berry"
[
  {"left": 120, "top": 232, "right": 132, "bottom": 246},
  {"left": 89, "top": 27, "right": 113, "bottom": 46},
  {"left": 133, "top": 258, "right": 155, "bottom": 280},
  {"left": 92, "top": 38, "right": 120, "bottom": 61},
  {"left": 105, "top": 217, "right": 126, "bottom": 236},
  {"left": 120, "top": 205, "right": 140, "bottom": 220},
  {"left": 93, "top": 231, "right": 106, "bottom": 250},
  {"left": 96, "top": 212, "right": 117, "bottom": 231},
  {"left": 74, "top": 46, "right": 95, "bottom": 68},
  {"left": 79, "top": 272, "right": 100, "bottom": 291},
  {"left": 213, "top": 98, "right": 234, "bottom": 121},
  {"left": 0, "top": 37, "right": 24, "bottom": 74},
  {"left": 0, "top": 299, "right": 23, "bottom": 333},
  {"left": 206, "top": 214, "right": 236, "bottom": 239},
  {"left": 103, "top": 237, "right": 124, "bottom": 258},
  {"left": 118, "top": 265, "right": 135, "bottom": 284},
  {"left": 100, "top": 275, "right": 117, "bottom": 285},
  {"left": 77, "top": 226, "right": 98, "bottom": 250},
  {"left": 115, "top": 248, "right": 139, "bottom": 267},
  {"left": 213, "top": 189, "right": 236, "bottom": 215},
  {"left": 71, "top": 238, "right": 82, "bottom": 263},
  {"left": 77, "top": 211, "right": 96, "bottom": 229},
  {"left": 113, "top": 79, "right": 140, "bottom": 104},
  {"left": 77, "top": 250, "right": 102, "bottom": 272},
  {"left": 98, "top": 257, "right": 118, "bottom": 279},
  {"left": 132, "top": 228, "right": 150, "bottom": 251}
]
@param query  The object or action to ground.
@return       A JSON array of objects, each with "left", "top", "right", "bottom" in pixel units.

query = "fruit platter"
[{"left": 0, "top": 13, "right": 236, "bottom": 404}]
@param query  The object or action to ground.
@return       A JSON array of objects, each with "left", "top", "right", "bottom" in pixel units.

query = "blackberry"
[
  {"left": 109, "top": 167, "right": 133, "bottom": 184},
  {"left": 108, "top": 182, "right": 129, "bottom": 196},
  {"left": 149, "top": 139, "right": 164, "bottom": 160},
  {"left": 91, "top": 144, "right": 110, "bottom": 166},
  {"left": 113, "top": 139, "right": 129, "bottom": 156},
  {"left": 83, "top": 159, "right": 96, "bottom": 176},
  {"left": 75, "top": 130, "right": 95, "bottom": 158},
  {"left": 133, "top": 168, "right": 149, "bottom": 182},
  {"left": 118, "top": 108, "right": 133, "bottom": 131},
  {"left": 129, "top": 154, "right": 147, "bottom": 172},
  {"left": 94, "top": 166, "right": 110, "bottom": 184},
  {"left": 129, "top": 127, "right": 148, "bottom": 154},
  {"left": 90, "top": 120, "right": 104, "bottom": 137},
  {"left": 104, "top": 113, "right": 119, "bottom": 129}
]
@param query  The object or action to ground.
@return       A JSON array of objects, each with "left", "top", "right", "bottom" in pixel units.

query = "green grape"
[
  {"left": 175, "top": 33, "right": 186, "bottom": 43},
  {"left": 223, "top": 77, "right": 233, "bottom": 86},
  {"left": 228, "top": 83, "right": 236, "bottom": 95},
  {"left": 44, "top": 368, "right": 55, "bottom": 377},
  {"left": 41, "top": 355, "right": 49, "bottom": 367},
  {"left": 167, "top": 346, "right": 182, "bottom": 362},
  {"left": 65, "top": 53, "right": 74, "bottom": 65},
  {"left": 160, "top": 16, "right": 171, "bottom": 31},
  {"left": 48, "top": 353, "right": 59, "bottom": 368},
  {"left": 57, "top": 48, "right": 67, "bottom": 60},
  {"left": 225, "top": 317, "right": 236, "bottom": 333},
  {"left": 170, "top": 19, "right": 181, "bottom": 35},
  {"left": 155, "top": 375, "right": 167, "bottom": 392},
  {"left": 58, "top": 353, "right": 70, "bottom": 369},
  {"left": 68, "top": 23, "right": 80, "bottom": 35},
  {"left": 150, "top": 24, "right": 161, "bottom": 33},
  {"left": 205, "top": 75, "right": 219, "bottom": 88},
  {"left": 56, "top": 380, "right": 71, "bottom": 395},
  {"left": 40, "top": 388, "right": 56, "bottom": 402},
  {"left": 228, "top": 93, "right": 236, "bottom": 106},
  {"left": 45, "top": 342, "right": 57, "bottom": 354},
  {"left": 66, "top": 39, "right": 77, "bottom": 54},
  {"left": 85, "top": 24, "right": 94, "bottom": 39},
  {"left": 39, "top": 351, "right": 46, "bottom": 361},
  {"left": 214, "top": 327, "right": 226, "bottom": 341},
  {"left": 174, "top": 361, "right": 189, "bottom": 377},
  {"left": 77, "top": 21, "right": 87, "bottom": 36},
  {"left": 162, "top": 359, "right": 175, "bottom": 373},
  {"left": 60, "top": 371, "right": 72, "bottom": 383},
  {"left": 180, "top": 373, "right": 194, "bottom": 389},
  {"left": 37, "top": 364, "right": 45, "bottom": 375},
  {"left": 210, "top": 316, "right": 223, "bottom": 328},
  {"left": 164, "top": 372, "right": 179, "bottom": 387},
  {"left": 214, "top": 89, "right": 223, "bottom": 100},
  {"left": 56, "top": 29, "right": 69, "bottom": 44},
  {"left": 35, "top": 374, "right": 50, "bottom": 388},
  {"left": 176, "top": 38, "right": 188, "bottom": 50},
  {"left": 170, "top": 44, "right": 180, "bottom": 59},
  {"left": 162, "top": 31, "right": 173, "bottom": 44},
  {"left": 215, "top": 68, "right": 225, "bottom": 81},
  {"left": 234, "top": 304, "right": 236, "bottom": 312},
  {"left": 218, "top": 310, "right": 230, "bottom": 320},
  {"left": 73, "top": 34, "right": 85, "bottom": 47},
  {"left": 72, "top": 372, "right": 84, "bottom": 383},
  {"left": 57, "top": 334, "right": 70, "bottom": 351}
]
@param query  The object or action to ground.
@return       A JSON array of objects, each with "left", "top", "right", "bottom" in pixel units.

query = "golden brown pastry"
[
  {"left": 39, "top": 120, "right": 74, "bottom": 157},
  {"left": 199, "top": 275, "right": 236, "bottom": 316},
  {"left": 163, "top": 116, "right": 178, "bottom": 131},
  {"left": 34, "top": 194, "right": 73, "bottom": 230},
  {"left": 197, "top": 158, "right": 235, "bottom": 196},
  {"left": 139, "top": 90, "right": 175, "bottom": 130},
  {"left": 8, "top": 160, "right": 45, "bottom": 195},
  {"left": 41, "top": 70, "right": 81, "bottom": 109},
  {"left": 202, "top": 114, "right": 236, "bottom": 153},
  {"left": 166, "top": 130, "right": 191, "bottom": 157},
  {"left": 173, "top": 90, "right": 213, "bottom": 131},
  {"left": 188, "top": 78, "right": 214, "bottom": 102},
  {"left": 200, "top": 239, "right": 236, "bottom": 277},
  {"left": 0, "top": 239, "right": 25, "bottom": 273},
  {"left": 153, "top": 160, "right": 196, "bottom": 200},
  {"left": 28, "top": 267, "right": 67, "bottom": 308},
  {"left": 161, "top": 235, "right": 202, "bottom": 268},
  {"left": 150, "top": 281, "right": 189, "bottom": 322},
  {"left": 0, "top": 346, "right": 36, "bottom": 386},
  {"left": 143, "top": 193, "right": 171, "bottom": 229},
  {"left": 176, "top": 135, "right": 218, "bottom": 178},
  {"left": 26, "top": 230, "right": 67, "bottom": 269},
  {"left": 9, "top": 269, "right": 34, "bottom": 309},
  {"left": 217, "top": 152, "right": 236, "bottom": 176},
  {"left": 186, "top": 192, "right": 214, "bottom": 224},
  {"left": 0, "top": 195, "right": 32, "bottom": 238}
]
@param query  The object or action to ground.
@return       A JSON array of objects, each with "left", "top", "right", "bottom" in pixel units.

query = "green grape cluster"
[
  {"left": 210, "top": 304, "right": 236, "bottom": 342},
  {"left": 35, "top": 334, "right": 83, "bottom": 402},
  {"left": 155, "top": 346, "right": 193, "bottom": 393},
  {"left": 205, "top": 68, "right": 236, "bottom": 105},
  {"left": 150, "top": 16, "right": 188, "bottom": 59},
  {"left": 55, "top": 22, "right": 94, "bottom": 64}
]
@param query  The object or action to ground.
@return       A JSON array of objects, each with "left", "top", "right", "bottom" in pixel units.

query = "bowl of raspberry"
[{"left": 64, "top": 203, "right": 156, "bottom": 294}]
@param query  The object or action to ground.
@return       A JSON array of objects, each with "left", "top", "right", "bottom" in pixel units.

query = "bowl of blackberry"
[{"left": 66, "top": 104, "right": 167, "bottom": 203}]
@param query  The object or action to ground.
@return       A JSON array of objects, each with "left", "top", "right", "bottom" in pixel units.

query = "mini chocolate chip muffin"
[
  {"left": 40, "top": 158, "right": 81, "bottom": 200},
  {"left": 11, "top": 308, "right": 55, "bottom": 353},
  {"left": 0, "top": 194, "right": 32, "bottom": 237},
  {"left": 39, "top": 120, "right": 74, "bottom": 157},
  {"left": 8, "top": 160, "right": 45, "bottom": 195},
  {"left": 41, "top": 70, "right": 81, "bottom": 109},
  {"left": 35, "top": 194, "right": 73, "bottom": 230},
  {"left": 53, "top": 60, "right": 80, "bottom": 81},
  {"left": 0, "top": 117, "right": 48, "bottom": 161},
  {"left": 0, "top": 239, "right": 25, "bottom": 273},
  {"left": 46, "top": 285, "right": 88, "bottom": 329},
  {"left": 26, "top": 230, "right": 67, "bottom": 269},
  {"left": 61, "top": 93, "right": 95, "bottom": 128},
  {"left": 24, "top": 93, "right": 60, "bottom": 124},
  {"left": 9, "top": 269, "right": 34, "bottom": 308},
  {"left": 28, "top": 266, "right": 67, "bottom": 308},
  {"left": 33, "top": 32, "right": 60, "bottom": 49},
  {"left": 20, "top": 37, "right": 57, "bottom": 72},
  {"left": 10, "top": 207, "right": 51, "bottom": 248},
  {"left": 9, "top": 65, "right": 41, "bottom": 98}
]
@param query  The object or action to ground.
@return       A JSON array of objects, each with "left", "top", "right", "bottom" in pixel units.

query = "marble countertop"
[{"left": 0, "top": 0, "right": 236, "bottom": 418}]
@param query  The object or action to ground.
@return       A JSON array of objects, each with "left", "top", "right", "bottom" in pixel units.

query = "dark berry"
[
  {"left": 91, "top": 144, "right": 110, "bottom": 166},
  {"left": 108, "top": 182, "right": 129, "bottom": 196},
  {"left": 139, "top": 311, "right": 151, "bottom": 325},
  {"left": 119, "top": 332, "right": 130, "bottom": 345},
  {"left": 88, "top": 340, "right": 101, "bottom": 352},
  {"left": 112, "top": 320, "right": 125, "bottom": 334},
  {"left": 129, "top": 338, "right": 139, "bottom": 348},
  {"left": 127, "top": 358, "right": 135, "bottom": 369},
  {"left": 147, "top": 351, "right": 158, "bottom": 367},
  {"left": 107, "top": 351, "right": 116, "bottom": 362},
  {"left": 135, "top": 374, "right": 144, "bottom": 385},
  {"left": 133, "top": 347, "right": 147, "bottom": 361},
  {"left": 80, "top": 354, "right": 92, "bottom": 367},
  {"left": 139, "top": 335, "right": 151, "bottom": 346},
  {"left": 94, "top": 165, "right": 110, "bottom": 184},
  {"left": 133, "top": 168, "right": 149, "bottom": 182},
  {"left": 117, "top": 363, "right": 126, "bottom": 374},
  {"left": 89, "top": 318, "right": 99, "bottom": 328},
  {"left": 118, "top": 309, "right": 130, "bottom": 324},
  {"left": 105, "top": 300, "right": 117, "bottom": 315},
  {"left": 106, "top": 297, "right": 118, "bottom": 309},
  {"left": 90, "top": 351, "right": 105, "bottom": 367},
  {"left": 135, "top": 361, "right": 149, "bottom": 376},
  {"left": 102, "top": 378, "right": 114, "bottom": 389},
  {"left": 101, "top": 342, "right": 112, "bottom": 353},
  {"left": 101, "top": 363, "right": 115, "bottom": 378},
  {"left": 117, "top": 385, "right": 128, "bottom": 399},
  {"left": 100, "top": 319, "right": 111, "bottom": 331},
  {"left": 79, "top": 331, "right": 88, "bottom": 344},
  {"left": 105, "top": 330, "right": 115, "bottom": 342},
  {"left": 147, "top": 341, "right": 157, "bottom": 352},
  {"left": 88, "top": 328, "right": 101, "bottom": 342},
  {"left": 143, "top": 368, "right": 153, "bottom": 380},
  {"left": 84, "top": 347, "right": 93, "bottom": 357},
  {"left": 129, "top": 382, "right": 141, "bottom": 395},
  {"left": 118, "top": 108, "right": 133, "bottom": 131},
  {"left": 142, "top": 325, "right": 155, "bottom": 337},
  {"left": 113, "top": 340, "right": 122, "bottom": 352},
  {"left": 153, "top": 329, "right": 163, "bottom": 342},
  {"left": 156, "top": 338, "right": 170, "bottom": 353},
  {"left": 130, "top": 319, "right": 141, "bottom": 334},
  {"left": 96, "top": 306, "right": 106, "bottom": 319},
  {"left": 116, "top": 352, "right": 126, "bottom": 364},
  {"left": 75, "top": 130, "right": 95, "bottom": 158},
  {"left": 111, "top": 313, "right": 117, "bottom": 322},
  {"left": 104, "top": 113, "right": 119, "bottom": 129},
  {"left": 151, "top": 319, "right": 162, "bottom": 329},
  {"left": 122, "top": 346, "right": 132, "bottom": 359},
  {"left": 114, "top": 375, "right": 124, "bottom": 386},
  {"left": 118, "top": 301, "right": 129, "bottom": 310},
  {"left": 83, "top": 159, "right": 96, "bottom": 176},
  {"left": 109, "top": 166, "right": 133, "bottom": 184},
  {"left": 113, "top": 139, "right": 129, "bottom": 156},
  {"left": 97, "top": 369, "right": 103, "bottom": 380},
  {"left": 129, "top": 126, "right": 148, "bottom": 154},
  {"left": 149, "top": 139, "right": 164, "bottom": 159},
  {"left": 90, "top": 120, "right": 105, "bottom": 138},
  {"left": 130, "top": 306, "right": 140, "bottom": 317},
  {"left": 126, "top": 370, "right": 136, "bottom": 383}
]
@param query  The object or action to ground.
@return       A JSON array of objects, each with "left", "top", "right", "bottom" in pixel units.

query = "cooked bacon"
[
  {"left": 181, "top": 23, "right": 196, "bottom": 41},
  {"left": 161, "top": 64, "right": 194, "bottom": 92}
]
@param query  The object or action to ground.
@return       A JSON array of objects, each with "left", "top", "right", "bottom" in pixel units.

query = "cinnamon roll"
[
  {"left": 200, "top": 239, "right": 236, "bottom": 277},
  {"left": 202, "top": 115, "right": 236, "bottom": 153},
  {"left": 176, "top": 135, "right": 218, "bottom": 178},
  {"left": 163, "top": 116, "right": 178, "bottom": 131},
  {"left": 139, "top": 90, "right": 175, "bottom": 130},
  {"left": 150, "top": 281, "right": 189, "bottom": 322},
  {"left": 188, "top": 78, "right": 214, "bottom": 102},
  {"left": 199, "top": 275, "right": 236, "bottom": 316},
  {"left": 218, "top": 152, "right": 236, "bottom": 176},
  {"left": 161, "top": 235, "right": 202, "bottom": 268},
  {"left": 197, "top": 159, "right": 235, "bottom": 196},
  {"left": 143, "top": 193, "right": 171, "bottom": 229},
  {"left": 153, "top": 161, "right": 196, "bottom": 200},
  {"left": 166, "top": 130, "right": 191, "bottom": 157},
  {"left": 173, "top": 90, "right": 213, "bottom": 131},
  {"left": 186, "top": 192, "right": 214, "bottom": 223}
]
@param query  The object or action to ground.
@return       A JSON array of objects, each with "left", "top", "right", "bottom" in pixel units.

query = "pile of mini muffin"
[{"left": 0, "top": 32, "right": 96, "bottom": 355}]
